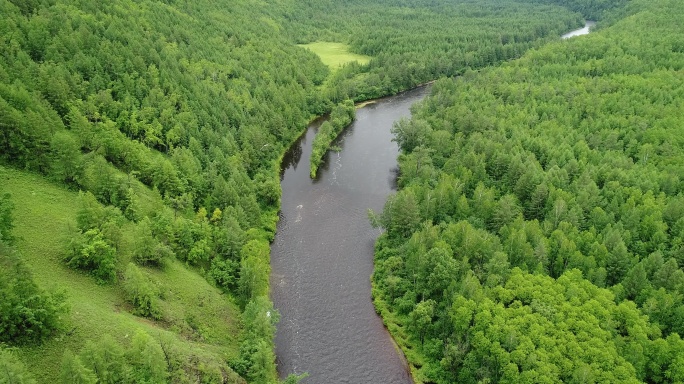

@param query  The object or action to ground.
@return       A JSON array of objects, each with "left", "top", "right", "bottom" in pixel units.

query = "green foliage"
[
  {"left": 74, "top": 191, "right": 122, "bottom": 234},
  {"left": 68, "top": 332, "right": 171, "bottom": 384},
  {"left": 530, "top": 0, "right": 630, "bottom": 20},
  {"left": 49, "top": 130, "right": 81, "bottom": 185},
  {"left": 122, "top": 263, "right": 161, "bottom": 320},
  {"left": 309, "top": 99, "right": 356, "bottom": 178},
  {"left": 278, "top": 0, "right": 584, "bottom": 102},
  {"left": 282, "top": 373, "right": 309, "bottom": 384},
  {"left": 372, "top": 0, "right": 684, "bottom": 382},
  {"left": 238, "top": 240, "right": 271, "bottom": 303},
  {"left": 0, "top": 244, "right": 68, "bottom": 345},
  {"left": 128, "top": 330, "right": 168, "bottom": 384},
  {"left": 443, "top": 269, "right": 654, "bottom": 384},
  {"left": 0, "top": 166, "right": 245, "bottom": 383},
  {"left": 0, "top": 193, "right": 14, "bottom": 244},
  {"left": 0, "top": 0, "right": 642, "bottom": 382},
  {"left": 60, "top": 350, "right": 97, "bottom": 384},
  {"left": 391, "top": 118, "right": 432, "bottom": 154},
  {"left": 0, "top": 347, "right": 36, "bottom": 384},
  {"left": 131, "top": 217, "right": 173, "bottom": 267},
  {"left": 232, "top": 296, "right": 279, "bottom": 384},
  {"left": 64, "top": 228, "right": 117, "bottom": 283},
  {"left": 378, "top": 190, "right": 421, "bottom": 240}
]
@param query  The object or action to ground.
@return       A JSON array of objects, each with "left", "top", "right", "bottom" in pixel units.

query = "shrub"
[
  {"left": 64, "top": 228, "right": 118, "bottom": 283},
  {"left": 132, "top": 217, "right": 173, "bottom": 267},
  {"left": 0, "top": 244, "right": 68, "bottom": 344},
  {"left": 0, "top": 347, "right": 36, "bottom": 383},
  {"left": 60, "top": 350, "right": 97, "bottom": 384},
  {"left": 122, "top": 263, "right": 162, "bottom": 320}
]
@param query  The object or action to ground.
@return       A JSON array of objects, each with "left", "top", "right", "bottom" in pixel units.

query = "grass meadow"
[{"left": 299, "top": 41, "right": 371, "bottom": 69}]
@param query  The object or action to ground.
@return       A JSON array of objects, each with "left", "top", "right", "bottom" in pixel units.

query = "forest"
[
  {"left": 1, "top": 0, "right": 680, "bottom": 382},
  {"left": 0, "top": 0, "right": 326, "bottom": 382},
  {"left": 371, "top": 0, "right": 684, "bottom": 382},
  {"left": 275, "top": 0, "right": 586, "bottom": 102}
]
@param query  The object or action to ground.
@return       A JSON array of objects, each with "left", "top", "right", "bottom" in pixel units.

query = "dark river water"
[
  {"left": 270, "top": 21, "right": 593, "bottom": 384},
  {"left": 271, "top": 86, "right": 429, "bottom": 383}
]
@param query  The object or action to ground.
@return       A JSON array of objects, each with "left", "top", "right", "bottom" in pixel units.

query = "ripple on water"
[{"left": 272, "top": 87, "right": 429, "bottom": 384}]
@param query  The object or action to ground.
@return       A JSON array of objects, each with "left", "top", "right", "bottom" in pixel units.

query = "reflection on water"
[{"left": 271, "top": 87, "right": 429, "bottom": 383}]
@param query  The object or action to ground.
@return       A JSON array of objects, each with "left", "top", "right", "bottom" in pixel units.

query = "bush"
[
  {"left": 60, "top": 350, "right": 97, "bottom": 384},
  {"left": 79, "top": 335, "right": 129, "bottom": 383},
  {"left": 0, "top": 193, "right": 15, "bottom": 244},
  {"left": 0, "top": 347, "right": 36, "bottom": 383},
  {"left": 128, "top": 330, "right": 168, "bottom": 383},
  {"left": 132, "top": 217, "right": 173, "bottom": 267},
  {"left": 64, "top": 228, "right": 118, "bottom": 283},
  {"left": 75, "top": 191, "right": 123, "bottom": 233},
  {"left": 122, "top": 263, "right": 162, "bottom": 320},
  {"left": 0, "top": 244, "right": 68, "bottom": 344}
]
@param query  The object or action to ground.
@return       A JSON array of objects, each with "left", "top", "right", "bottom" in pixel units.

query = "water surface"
[
  {"left": 271, "top": 87, "right": 429, "bottom": 383},
  {"left": 272, "top": 20, "right": 596, "bottom": 383},
  {"left": 562, "top": 21, "right": 596, "bottom": 39}
]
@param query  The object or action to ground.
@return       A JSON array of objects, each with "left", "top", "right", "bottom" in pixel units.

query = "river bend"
[
  {"left": 271, "top": 87, "right": 429, "bottom": 383},
  {"left": 271, "top": 20, "right": 593, "bottom": 383}
]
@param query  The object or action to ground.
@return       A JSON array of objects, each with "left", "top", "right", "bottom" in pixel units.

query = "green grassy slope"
[{"left": 1, "top": 165, "right": 243, "bottom": 382}]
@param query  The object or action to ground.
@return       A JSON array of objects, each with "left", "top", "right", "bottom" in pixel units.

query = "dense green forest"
[
  {"left": 2, "top": 0, "right": 675, "bottom": 382},
  {"left": 0, "top": 0, "right": 327, "bottom": 381},
  {"left": 371, "top": 0, "right": 684, "bottom": 382},
  {"left": 274, "top": 0, "right": 585, "bottom": 102},
  {"left": 286, "top": 0, "right": 588, "bottom": 180}
]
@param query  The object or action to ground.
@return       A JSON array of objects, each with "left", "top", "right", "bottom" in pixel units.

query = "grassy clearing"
[
  {"left": 0, "top": 165, "right": 241, "bottom": 382},
  {"left": 299, "top": 41, "right": 371, "bottom": 69}
]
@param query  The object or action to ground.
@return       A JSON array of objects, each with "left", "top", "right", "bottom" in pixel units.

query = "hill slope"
[
  {"left": 0, "top": 0, "right": 649, "bottom": 382},
  {"left": 372, "top": 0, "right": 684, "bottom": 382}
]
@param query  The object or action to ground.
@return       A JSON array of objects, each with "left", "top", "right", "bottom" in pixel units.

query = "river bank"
[
  {"left": 269, "top": 20, "right": 595, "bottom": 383},
  {"left": 271, "top": 86, "right": 430, "bottom": 383}
]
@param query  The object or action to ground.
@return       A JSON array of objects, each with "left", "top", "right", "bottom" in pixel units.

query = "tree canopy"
[
  {"left": 2, "top": 0, "right": 677, "bottom": 381},
  {"left": 372, "top": 0, "right": 684, "bottom": 382}
]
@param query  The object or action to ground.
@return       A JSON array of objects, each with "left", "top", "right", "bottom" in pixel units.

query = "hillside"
[
  {"left": 0, "top": 0, "right": 325, "bottom": 381},
  {"left": 371, "top": 0, "right": 684, "bottom": 382},
  {"left": 1, "top": 165, "right": 247, "bottom": 383},
  {"left": 1, "top": 0, "right": 672, "bottom": 382},
  {"left": 274, "top": 0, "right": 585, "bottom": 101}
]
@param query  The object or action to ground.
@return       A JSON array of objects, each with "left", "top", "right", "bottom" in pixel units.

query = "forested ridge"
[
  {"left": 275, "top": 0, "right": 585, "bottom": 102},
  {"left": 0, "top": 0, "right": 668, "bottom": 382},
  {"left": 0, "top": 0, "right": 328, "bottom": 382},
  {"left": 281, "top": 0, "right": 586, "bottom": 180},
  {"left": 371, "top": 0, "right": 684, "bottom": 382}
]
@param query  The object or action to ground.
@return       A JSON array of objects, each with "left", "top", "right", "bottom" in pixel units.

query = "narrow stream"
[{"left": 271, "top": 87, "right": 429, "bottom": 383}]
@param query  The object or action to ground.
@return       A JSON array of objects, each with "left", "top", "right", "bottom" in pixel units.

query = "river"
[
  {"left": 271, "top": 87, "right": 429, "bottom": 383},
  {"left": 562, "top": 20, "right": 595, "bottom": 39},
  {"left": 271, "top": 20, "right": 594, "bottom": 384}
]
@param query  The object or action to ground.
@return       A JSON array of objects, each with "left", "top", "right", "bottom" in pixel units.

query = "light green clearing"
[{"left": 300, "top": 41, "right": 371, "bottom": 69}]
